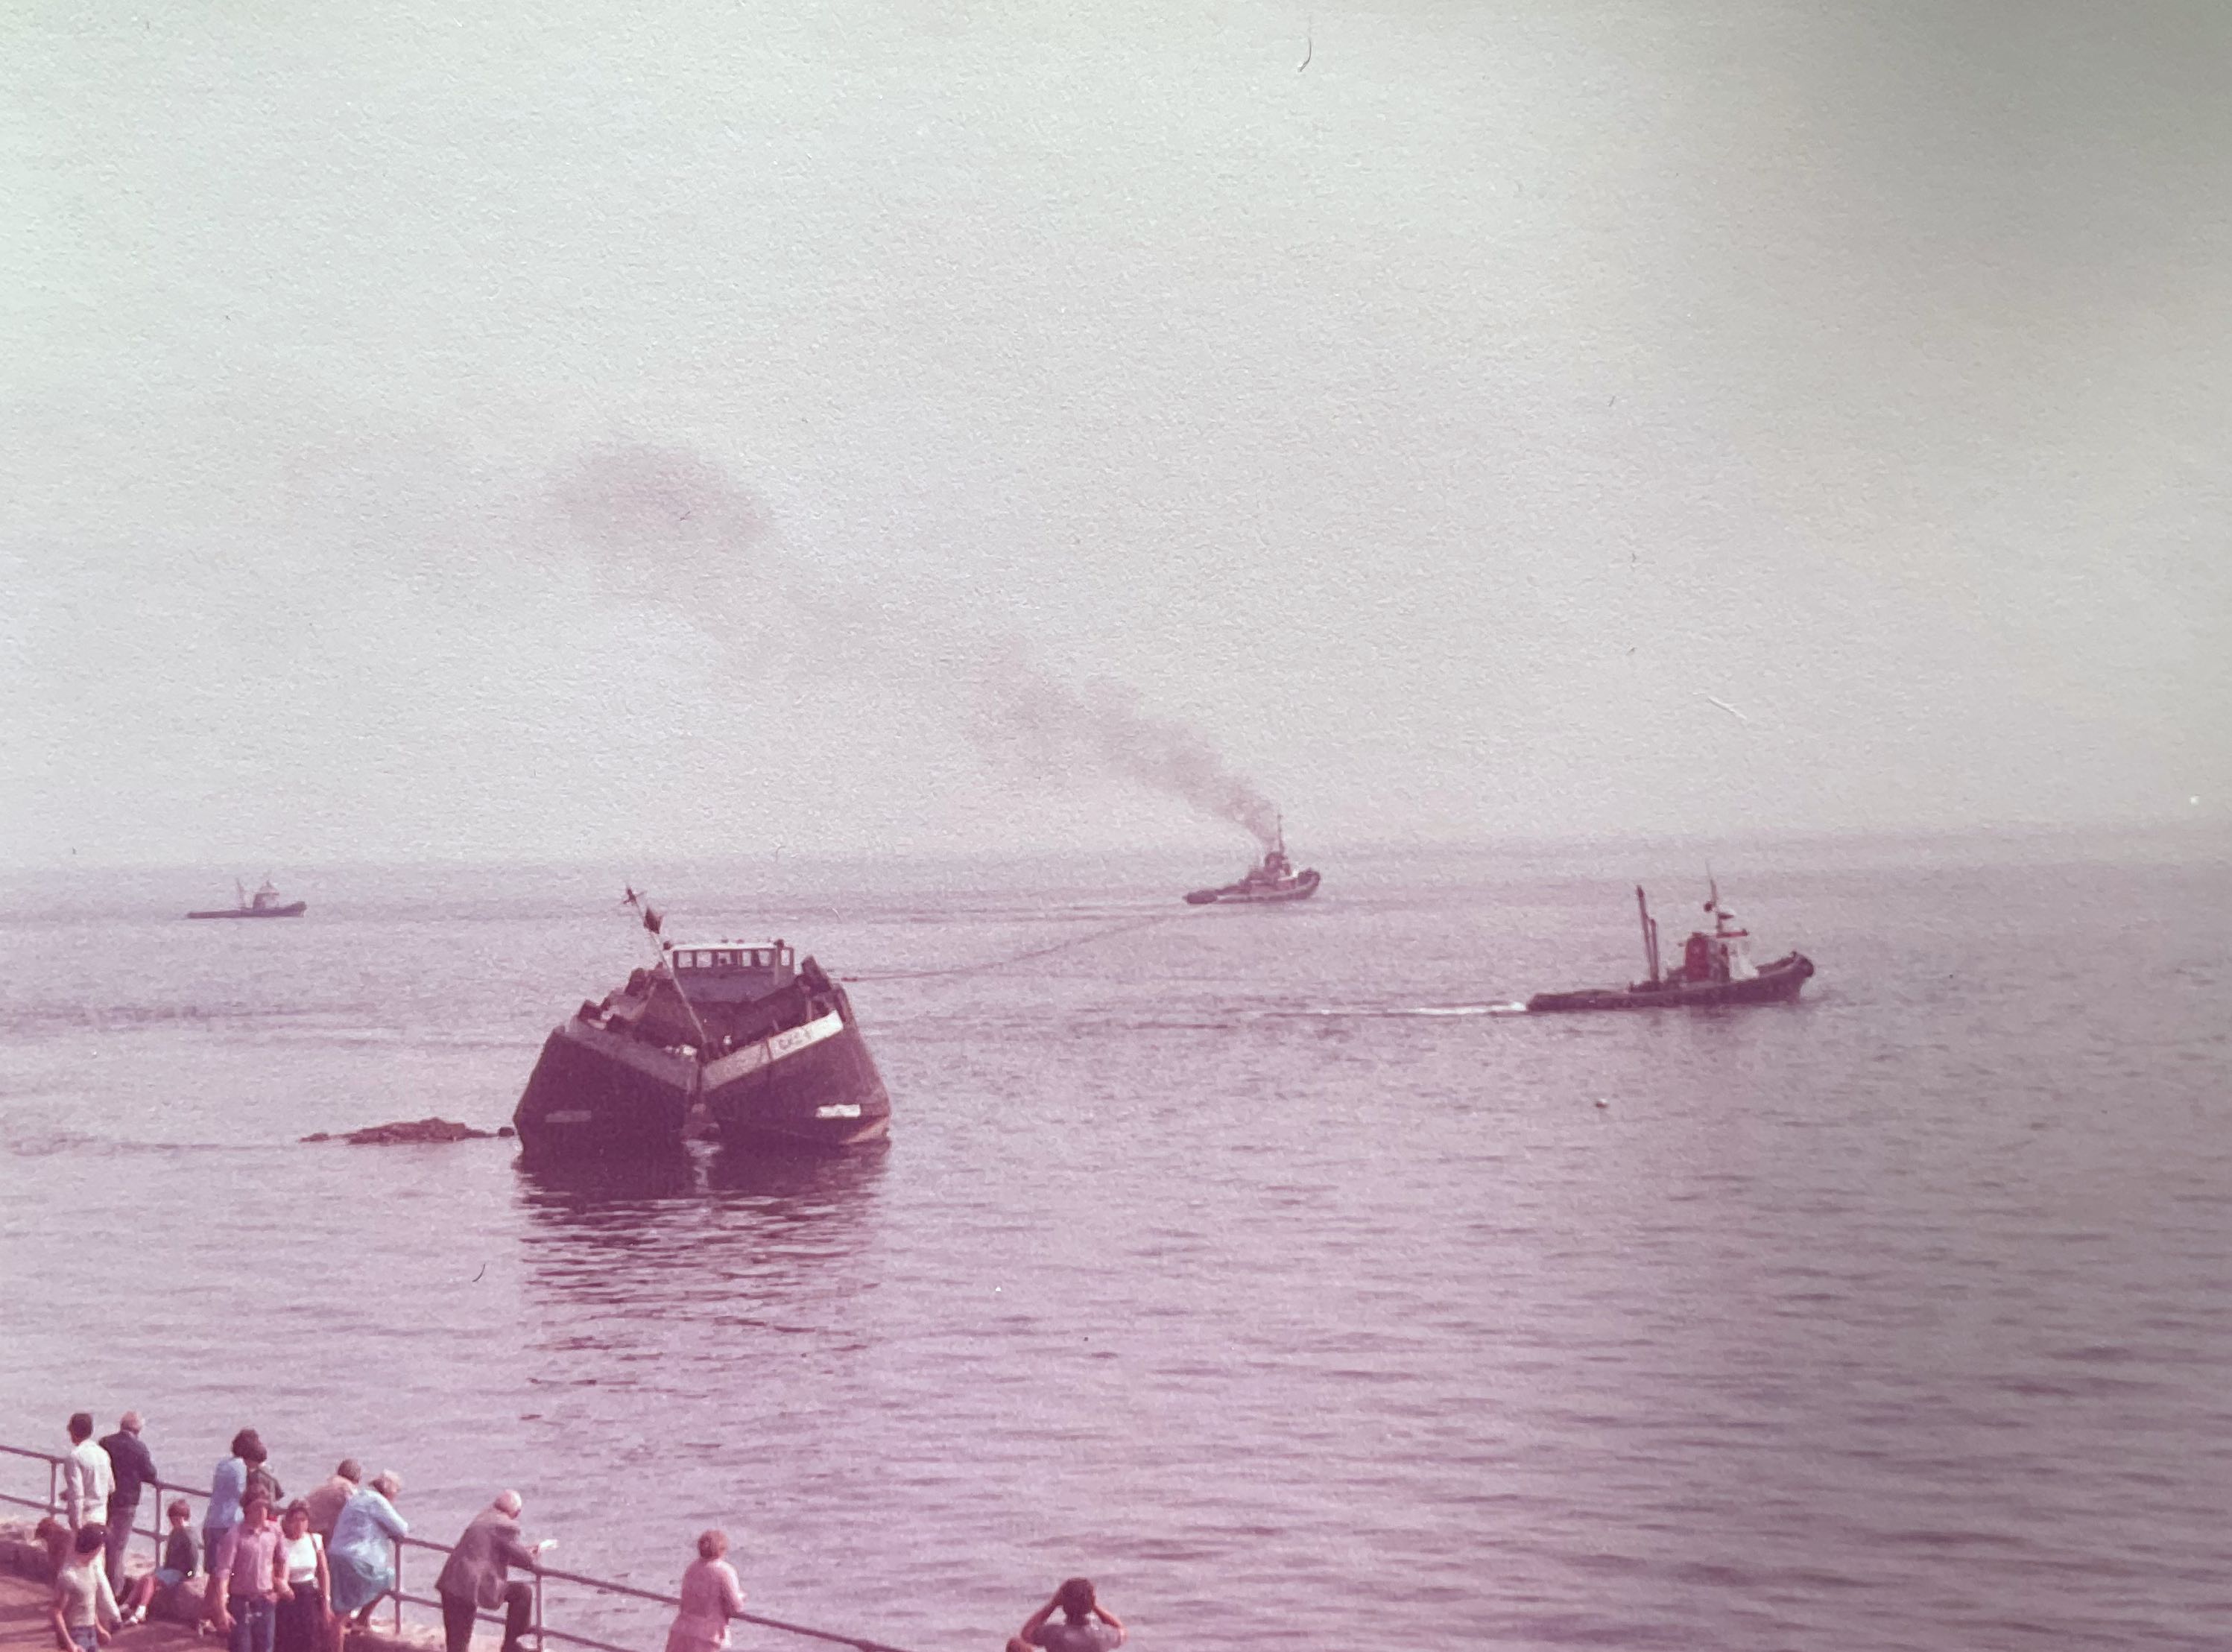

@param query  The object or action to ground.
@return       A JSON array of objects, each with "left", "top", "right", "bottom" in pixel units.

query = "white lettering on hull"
[
  {"left": 815, "top": 1104, "right": 862, "bottom": 1119},
  {"left": 701, "top": 1010, "right": 847, "bottom": 1089}
]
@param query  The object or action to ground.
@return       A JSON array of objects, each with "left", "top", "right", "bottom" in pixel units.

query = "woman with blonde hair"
[{"left": 663, "top": 1531, "right": 747, "bottom": 1652}]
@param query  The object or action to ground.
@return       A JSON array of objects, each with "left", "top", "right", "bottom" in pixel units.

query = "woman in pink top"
[{"left": 662, "top": 1531, "right": 747, "bottom": 1652}]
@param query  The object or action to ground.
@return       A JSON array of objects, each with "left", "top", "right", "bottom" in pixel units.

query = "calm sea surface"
[{"left": 2, "top": 835, "right": 2228, "bottom": 1651}]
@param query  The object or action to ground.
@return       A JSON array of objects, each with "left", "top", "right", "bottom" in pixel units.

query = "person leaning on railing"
[
  {"left": 327, "top": 1471, "right": 407, "bottom": 1639},
  {"left": 662, "top": 1530, "right": 747, "bottom": 1652},
  {"left": 434, "top": 1490, "right": 552, "bottom": 1652},
  {"left": 96, "top": 1413, "right": 159, "bottom": 1596}
]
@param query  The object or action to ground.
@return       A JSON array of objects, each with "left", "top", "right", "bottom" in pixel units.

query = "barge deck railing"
[{"left": 1, "top": 1443, "right": 917, "bottom": 1652}]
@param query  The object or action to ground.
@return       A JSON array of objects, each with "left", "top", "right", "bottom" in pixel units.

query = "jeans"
[
  {"left": 104, "top": 1496, "right": 139, "bottom": 1592},
  {"left": 440, "top": 1582, "right": 534, "bottom": 1652},
  {"left": 229, "top": 1596, "right": 276, "bottom": 1652}
]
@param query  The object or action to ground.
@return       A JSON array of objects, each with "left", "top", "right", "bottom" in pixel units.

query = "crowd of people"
[{"left": 37, "top": 1412, "right": 1128, "bottom": 1652}]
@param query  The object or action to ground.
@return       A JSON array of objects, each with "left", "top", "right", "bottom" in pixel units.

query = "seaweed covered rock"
[{"left": 301, "top": 1117, "right": 497, "bottom": 1145}]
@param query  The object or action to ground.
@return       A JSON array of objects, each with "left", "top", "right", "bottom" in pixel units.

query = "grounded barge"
[
  {"left": 1526, "top": 884, "right": 1815, "bottom": 1013},
  {"left": 515, "top": 928, "right": 889, "bottom": 1161}
]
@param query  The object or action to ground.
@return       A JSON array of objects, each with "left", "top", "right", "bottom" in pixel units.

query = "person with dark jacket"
[
  {"left": 98, "top": 1413, "right": 159, "bottom": 1593},
  {"left": 433, "top": 1493, "right": 549, "bottom": 1652}
]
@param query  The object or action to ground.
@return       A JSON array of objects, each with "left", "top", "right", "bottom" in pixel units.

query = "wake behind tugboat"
[
  {"left": 513, "top": 893, "right": 889, "bottom": 1160},
  {"left": 1526, "top": 882, "right": 1815, "bottom": 1013}
]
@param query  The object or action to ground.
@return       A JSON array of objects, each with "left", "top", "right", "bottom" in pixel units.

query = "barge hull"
[
  {"left": 702, "top": 992, "right": 891, "bottom": 1150},
  {"left": 513, "top": 1017, "right": 695, "bottom": 1159}
]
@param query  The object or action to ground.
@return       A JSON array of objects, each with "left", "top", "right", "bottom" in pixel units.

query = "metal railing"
[{"left": 1, "top": 1443, "right": 917, "bottom": 1652}]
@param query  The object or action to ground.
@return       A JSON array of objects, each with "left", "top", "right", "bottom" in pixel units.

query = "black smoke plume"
[{"left": 547, "top": 440, "right": 1283, "bottom": 844}]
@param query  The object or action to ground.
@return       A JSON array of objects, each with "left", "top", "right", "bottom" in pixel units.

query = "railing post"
[
  {"left": 393, "top": 1538, "right": 403, "bottom": 1636},
  {"left": 534, "top": 1569, "right": 546, "bottom": 1652},
  {"left": 49, "top": 1458, "right": 58, "bottom": 1516}
]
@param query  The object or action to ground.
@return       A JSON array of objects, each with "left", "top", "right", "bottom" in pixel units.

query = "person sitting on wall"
[
  {"left": 123, "top": 1498, "right": 200, "bottom": 1625},
  {"left": 35, "top": 1516, "right": 75, "bottom": 1580}
]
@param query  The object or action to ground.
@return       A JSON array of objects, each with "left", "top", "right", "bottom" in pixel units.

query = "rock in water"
[{"left": 300, "top": 1118, "right": 496, "bottom": 1145}]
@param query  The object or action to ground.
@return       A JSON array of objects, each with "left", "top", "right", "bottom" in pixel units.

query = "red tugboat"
[
  {"left": 1526, "top": 882, "right": 1814, "bottom": 1012},
  {"left": 513, "top": 898, "right": 889, "bottom": 1160},
  {"left": 1183, "top": 824, "right": 1321, "bottom": 905}
]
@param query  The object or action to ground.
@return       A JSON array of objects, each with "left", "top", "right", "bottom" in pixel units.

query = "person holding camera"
[{"left": 1014, "top": 1577, "right": 1125, "bottom": 1651}]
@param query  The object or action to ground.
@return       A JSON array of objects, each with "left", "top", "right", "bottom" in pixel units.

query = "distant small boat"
[
  {"left": 186, "top": 877, "right": 306, "bottom": 920},
  {"left": 1184, "top": 824, "right": 1321, "bottom": 905},
  {"left": 1526, "top": 882, "right": 1813, "bottom": 1012}
]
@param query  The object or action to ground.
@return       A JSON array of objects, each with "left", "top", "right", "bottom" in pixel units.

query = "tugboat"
[
  {"left": 513, "top": 897, "right": 890, "bottom": 1161},
  {"left": 1183, "top": 823, "right": 1321, "bottom": 905},
  {"left": 1526, "top": 882, "right": 1814, "bottom": 1012},
  {"left": 186, "top": 877, "right": 307, "bottom": 920}
]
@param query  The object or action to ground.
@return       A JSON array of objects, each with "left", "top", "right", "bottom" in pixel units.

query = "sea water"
[{"left": 1, "top": 834, "right": 2227, "bottom": 1651}]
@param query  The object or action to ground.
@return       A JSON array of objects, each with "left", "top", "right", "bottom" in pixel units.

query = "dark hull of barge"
[
  {"left": 1526, "top": 952, "right": 1816, "bottom": 1013},
  {"left": 186, "top": 902, "right": 307, "bottom": 919},
  {"left": 512, "top": 1016, "right": 697, "bottom": 1160},
  {"left": 513, "top": 985, "right": 889, "bottom": 1161},
  {"left": 702, "top": 987, "right": 891, "bottom": 1150}
]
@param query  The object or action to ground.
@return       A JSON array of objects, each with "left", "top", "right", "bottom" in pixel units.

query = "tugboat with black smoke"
[
  {"left": 1183, "top": 820, "right": 1321, "bottom": 905},
  {"left": 1526, "top": 880, "right": 1814, "bottom": 1012},
  {"left": 513, "top": 891, "right": 891, "bottom": 1160}
]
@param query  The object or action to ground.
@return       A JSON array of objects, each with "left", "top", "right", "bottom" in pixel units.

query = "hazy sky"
[{"left": 5, "top": 1, "right": 2228, "bottom": 867}]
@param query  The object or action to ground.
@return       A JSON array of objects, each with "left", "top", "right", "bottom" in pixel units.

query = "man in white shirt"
[{"left": 62, "top": 1412, "right": 115, "bottom": 1531}]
